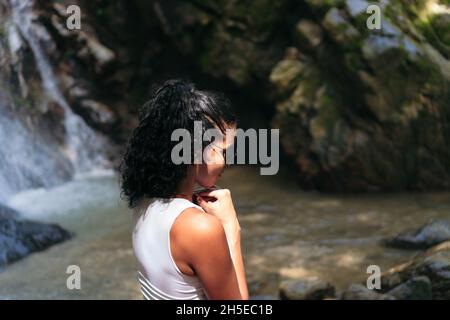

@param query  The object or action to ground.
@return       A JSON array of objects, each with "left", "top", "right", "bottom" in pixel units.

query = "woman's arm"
[
  {"left": 222, "top": 219, "right": 249, "bottom": 300},
  {"left": 195, "top": 189, "right": 249, "bottom": 300},
  {"left": 175, "top": 210, "right": 245, "bottom": 299}
]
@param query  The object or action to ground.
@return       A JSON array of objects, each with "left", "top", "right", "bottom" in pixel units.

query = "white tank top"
[{"left": 132, "top": 197, "right": 208, "bottom": 300}]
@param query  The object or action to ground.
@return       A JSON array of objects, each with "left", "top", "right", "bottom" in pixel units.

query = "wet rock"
[
  {"left": 0, "top": 204, "right": 72, "bottom": 268},
  {"left": 381, "top": 241, "right": 450, "bottom": 299},
  {"left": 340, "top": 284, "right": 396, "bottom": 300},
  {"left": 387, "top": 276, "right": 432, "bottom": 300},
  {"left": 78, "top": 100, "right": 118, "bottom": 129},
  {"left": 382, "top": 220, "right": 450, "bottom": 249},
  {"left": 279, "top": 278, "right": 335, "bottom": 300},
  {"left": 0, "top": 203, "right": 19, "bottom": 220}
]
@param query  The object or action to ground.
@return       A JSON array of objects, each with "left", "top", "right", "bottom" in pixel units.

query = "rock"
[
  {"left": 0, "top": 204, "right": 72, "bottom": 268},
  {"left": 381, "top": 241, "right": 450, "bottom": 299},
  {"left": 78, "top": 99, "right": 118, "bottom": 129},
  {"left": 430, "top": 13, "right": 450, "bottom": 47},
  {"left": 0, "top": 203, "right": 19, "bottom": 220},
  {"left": 279, "top": 278, "right": 335, "bottom": 300},
  {"left": 340, "top": 284, "right": 396, "bottom": 300},
  {"left": 296, "top": 20, "right": 323, "bottom": 49},
  {"left": 269, "top": 59, "right": 305, "bottom": 98},
  {"left": 322, "top": 8, "right": 361, "bottom": 46},
  {"left": 345, "top": 0, "right": 371, "bottom": 18},
  {"left": 382, "top": 220, "right": 450, "bottom": 249},
  {"left": 269, "top": 0, "right": 450, "bottom": 192},
  {"left": 387, "top": 276, "right": 432, "bottom": 300}
]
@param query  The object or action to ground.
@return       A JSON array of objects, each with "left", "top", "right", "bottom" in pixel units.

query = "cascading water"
[
  {"left": 0, "top": 98, "right": 73, "bottom": 202},
  {"left": 10, "top": 0, "right": 110, "bottom": 173},
  {"left": 0, "top": 0, "right": 112, "bottom": 202}
]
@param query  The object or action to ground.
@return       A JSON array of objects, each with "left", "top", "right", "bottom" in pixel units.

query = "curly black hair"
[{"left": 120, "top": 79, "right": 236, "bottom": 208}]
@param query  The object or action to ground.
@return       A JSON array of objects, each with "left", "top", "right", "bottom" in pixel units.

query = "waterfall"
[
  {"left": 0, "top": 93, "right": 75, "bottom": 202},
  {"left": 10, "top": 0, "right": 110, "bottom": 173},
  {"left": 0, "top": 1, "right": 112, "bottom": 201}
]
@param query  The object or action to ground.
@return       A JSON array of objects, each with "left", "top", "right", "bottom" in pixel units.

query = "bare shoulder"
[
  {"left": 171, "top": 207, "right": 226, "bottom": 252},
  {"left": 173, "top": 207, "right": 224, "bottom": 238}
]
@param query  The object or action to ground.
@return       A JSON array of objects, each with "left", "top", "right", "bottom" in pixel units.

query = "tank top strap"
[{"left": 164, "top": 198, "right": 205, "bottom": 226}]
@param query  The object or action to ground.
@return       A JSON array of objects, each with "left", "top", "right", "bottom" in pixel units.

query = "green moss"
[
  {"left": 305, "top": 0, "right": 345, "bottom": 15},
  {"left": 315, "top": 87, "right": 340, "bottom": 134},
  {"left": 417, "top": 18, "right": 450, "bottom": 57},
  {"left": 344, "top": 52, "right": 362, "bottom": 71},
  {"left": 429, "top": 14, "right": 450, "bottom": 46},
  {"left": 228, "top": 0, "right": 289, "bottom": 38}
]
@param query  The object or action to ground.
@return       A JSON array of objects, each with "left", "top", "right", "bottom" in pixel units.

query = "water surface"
[{"left": 1, "top": 166, "right": 449, "bottom": 299}]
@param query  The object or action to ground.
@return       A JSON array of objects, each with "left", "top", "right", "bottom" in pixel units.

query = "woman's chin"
[{"left": 199, "top": 180, "right": 217, "bottom": 189}]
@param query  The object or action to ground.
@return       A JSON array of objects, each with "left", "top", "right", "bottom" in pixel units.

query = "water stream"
[
  {"left": 0, "top": 165, "right": 449, "bottom": 299},
  {"left": 10, "top": 0, "right": 110, "bottom": 173}
]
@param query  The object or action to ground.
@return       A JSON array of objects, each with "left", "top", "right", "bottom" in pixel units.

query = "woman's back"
[{"left": 132, "top": 197, "right": 207, "bottom": 300}]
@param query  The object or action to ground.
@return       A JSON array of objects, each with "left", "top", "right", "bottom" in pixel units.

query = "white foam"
[{"left": 7, "top": 173, "right": 122, "bottom": 220}]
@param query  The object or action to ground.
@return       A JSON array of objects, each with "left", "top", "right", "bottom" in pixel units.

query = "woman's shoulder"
[{"left": 171, "top": 207, "right": 226, "bottom": 248}]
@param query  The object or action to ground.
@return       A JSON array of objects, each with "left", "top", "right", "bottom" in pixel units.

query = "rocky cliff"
[{"left": 0, "top": 0, "right": 449, "bottom": 196}]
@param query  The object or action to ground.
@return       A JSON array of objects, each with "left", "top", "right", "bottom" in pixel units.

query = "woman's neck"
[{"left": 175, "top": 167, "right": 196, "bottom": 202}]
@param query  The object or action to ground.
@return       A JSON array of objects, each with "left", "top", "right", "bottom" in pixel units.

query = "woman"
[{"left": 120, "top": 79, "right": 249, "bottom": 300}]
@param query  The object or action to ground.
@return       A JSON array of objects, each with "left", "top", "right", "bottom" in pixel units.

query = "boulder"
[
  {"left": 387, "top": 276, "right": 432, "bottom": 300},
  {"left": 279, "top": 277, "right": 335, "bottom": 300},
  {"left": 380, "top": 241, "right": 450, "bottom": 299},
  {"left": 340, "top": 284, "right": 396, "bottom": 300},
  {"left": 382, "top": 220, "right": 450, "bottom": 249},
  {"left": 0, "top": 203, "right": 72, "bottom": 268}
]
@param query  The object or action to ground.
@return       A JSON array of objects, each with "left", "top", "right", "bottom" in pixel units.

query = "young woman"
[{"left": 120, "top": 79, "right": 249, "bottom": 300}]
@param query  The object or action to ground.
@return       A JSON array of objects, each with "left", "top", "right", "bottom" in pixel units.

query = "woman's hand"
[
  {"left": 194, "top": 189, "right": 238, "bottom": 227},
  {"left": 193, "top": 188, "right": 248, "bottom": 300}
]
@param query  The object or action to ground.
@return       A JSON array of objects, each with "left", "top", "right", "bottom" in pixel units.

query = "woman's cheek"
[{"left": 196, "top": 169, "right": 215, "bottom": 188}]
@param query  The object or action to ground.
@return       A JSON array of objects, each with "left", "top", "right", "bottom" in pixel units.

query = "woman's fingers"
[
  {"left": 195, "top": 196, "right": 211, "bottom": 212},
  {"left": 195, "top": 188, "right": 230, "bottom": 199}
]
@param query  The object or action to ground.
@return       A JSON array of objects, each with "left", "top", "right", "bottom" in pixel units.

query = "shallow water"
[{"left": 0, "top": 166, "right": 449, "bottom": 299}]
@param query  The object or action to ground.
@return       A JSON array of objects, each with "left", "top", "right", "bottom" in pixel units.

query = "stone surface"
[
  {"left": 270, "top": 0, "right": 450, "bottom": 192},
  {"left": 340, "top": 284, "right": 396, "bottom": 300},
  {"left": 380, "top": 241, "right": 450, "bottom": 299},
  {"left": 279, "top": 278, "right": 336, "bottom": 300},
  {"left": 387, "top": 276, "right": 432, "bottom": 300},
  {"left": 0, "top": 204, "right": 72, "bottom": 268},
  {"left": 383, "top": 220, "right": 450, "bottom": 249}
]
